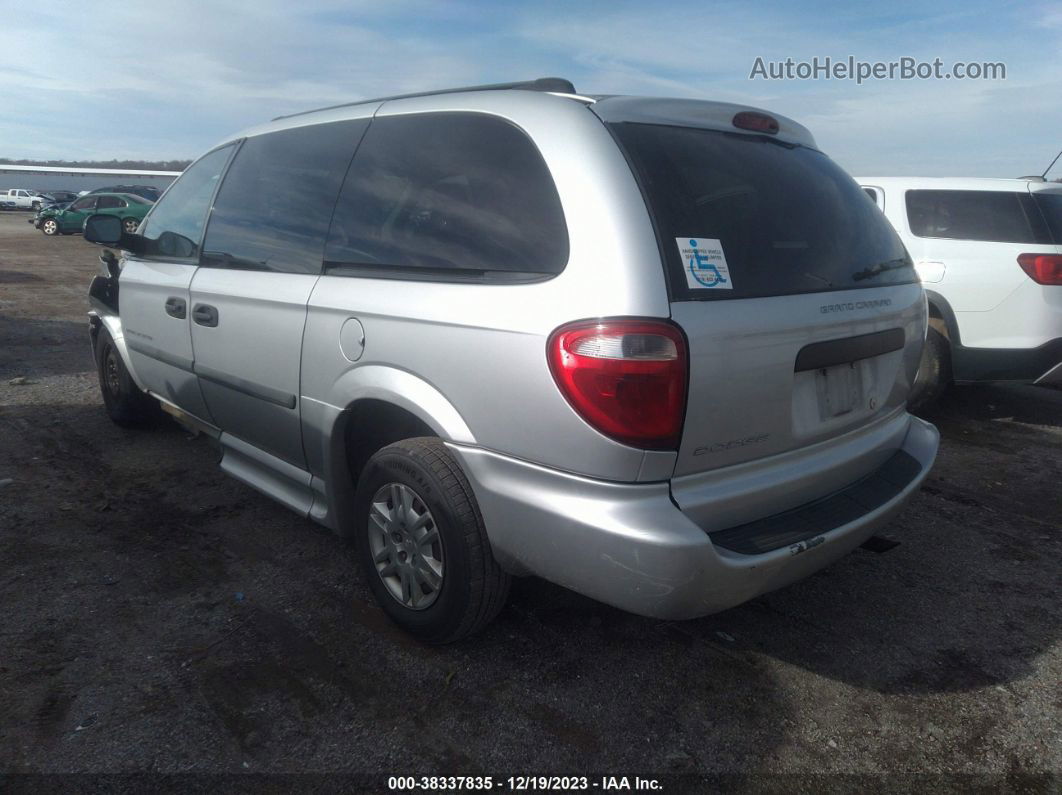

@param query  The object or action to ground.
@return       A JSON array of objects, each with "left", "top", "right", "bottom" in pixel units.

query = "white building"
[{"left": 0, "top": 163, "right": 180, "bottom": 194}]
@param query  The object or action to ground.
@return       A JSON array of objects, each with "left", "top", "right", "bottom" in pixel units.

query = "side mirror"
[
  {"left": 84, "top": 213, "right": 145, "bottom": 255},
  {"left": 84, "top": 214, "right": 122, "bottom": 245}
]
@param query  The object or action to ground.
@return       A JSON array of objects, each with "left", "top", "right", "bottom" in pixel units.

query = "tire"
[
  {"left": 94, "top": 327, "right": 159, "bottom": 426},
  {"left": 353, "top": 437, "right": 510, "bottom": 644},
  {"left": 40, "top": 218, "right": 59, "bottom": 236},
  {"left": 31, "top": 201, "right": 41, "bottom": 212},
  {"left": 122, "top": 217, "right": 140, "bottom": 234},
  {"left": 908, "top": 327, "right": 951, "bottom": 413}
]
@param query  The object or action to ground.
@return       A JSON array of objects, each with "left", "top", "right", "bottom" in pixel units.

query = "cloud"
[{"left": 0, "top": 0, "right": 1059, "bottom": 177}]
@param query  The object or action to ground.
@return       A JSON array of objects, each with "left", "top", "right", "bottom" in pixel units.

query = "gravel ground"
[{"left": 0, "top": 210, "right": 1059, "bottom": 791}]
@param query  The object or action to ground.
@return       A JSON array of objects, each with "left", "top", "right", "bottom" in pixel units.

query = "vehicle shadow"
[{"left": 920, "top": 383, "right": 1062, "bottom": 430}]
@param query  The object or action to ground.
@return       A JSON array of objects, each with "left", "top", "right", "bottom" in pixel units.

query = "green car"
[{"left": 35, "top": 192, "right": 153, "bottom": 236}]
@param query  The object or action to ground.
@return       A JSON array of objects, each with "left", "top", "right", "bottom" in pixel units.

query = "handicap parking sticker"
[{"left": 676, "top": 238, "right": 732, "bottom": 290}]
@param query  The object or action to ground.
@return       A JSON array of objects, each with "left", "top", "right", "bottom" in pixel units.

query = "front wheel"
[
  {"left": 122, "top": 217, "right": 140, "bottom": 234},
  {"left": 353, "top": 437, "right": 510, "bottom": 644},
  {"left": 40, "top": 218, "right": 59, "bottom": 236},
  {"left": 31, "top": 201, "right": 41, "bottom": 211},
  {"left": 94, "top": 327, "right": 160, "bottom": 426}
]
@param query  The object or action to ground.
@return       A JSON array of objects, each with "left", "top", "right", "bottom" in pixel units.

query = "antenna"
[{"left": 1042, "top": 147, "right": 1062, "bottom": 180}]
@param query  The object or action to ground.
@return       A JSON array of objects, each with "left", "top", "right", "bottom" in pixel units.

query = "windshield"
[{"left": 610, "top": 122, "right": 916, "bottom": 300}]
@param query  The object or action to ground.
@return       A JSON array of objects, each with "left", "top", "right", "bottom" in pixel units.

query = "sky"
[{"left": 1, "top": 0, "right": 1060, "bottom": 177}]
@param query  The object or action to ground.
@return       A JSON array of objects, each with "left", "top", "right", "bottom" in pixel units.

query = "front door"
[
  {"left": 63, "top": 196, "right": 97, "bottom": 231},
  {"left": 119, "top": 144, "right": 236, "bottom": 420}
]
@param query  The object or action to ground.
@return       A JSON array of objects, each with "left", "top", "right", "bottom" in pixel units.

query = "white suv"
[{"left": 858, "top": 177, "right": 1062, "bottom": 407}]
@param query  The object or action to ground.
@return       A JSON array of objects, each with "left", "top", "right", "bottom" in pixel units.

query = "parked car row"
[{"left": 1, "top": 185, "right": 163, "bottom": 215}]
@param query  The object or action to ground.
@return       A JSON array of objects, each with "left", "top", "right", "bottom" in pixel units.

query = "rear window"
[
  {"left": 611, "top": 123, "right": 914, "bottom": 301},
  {"left": 1032, "top": 193, "right": 1062, "bottom": 244},
  {"left": 905, "top": 189, "right": 1052, "bottom": 244}
]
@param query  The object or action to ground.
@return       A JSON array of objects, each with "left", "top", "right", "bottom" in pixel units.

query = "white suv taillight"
[
  {"left": 547, "top": 319, "right": 688, "bottom": 450},
  {"left": 1018, "top": 253, "right": 1062, "bottom": 285}
]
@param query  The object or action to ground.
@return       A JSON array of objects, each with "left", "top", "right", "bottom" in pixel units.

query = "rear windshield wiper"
[{"left": 852, "top": 258, "right": 911, "bottom": 282}]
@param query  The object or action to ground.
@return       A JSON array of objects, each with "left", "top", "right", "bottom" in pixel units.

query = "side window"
[
  {"left": 201, "top": 120, "right": 366, "bottom": 274},
  {"left": 139, "top": 144, "right": 235, "bottom": 259},
  {"left": 70, "top": 197, "right": 97, "bottom": 212},
  {"left": 325, "top": 112, "right": 569, "bottom": 279},
  {"left": 96, "top": 196, "right": 122, "bottom": 209},
  {"left": 906, "top": 190, "right": 1051, "bottom": 244}
]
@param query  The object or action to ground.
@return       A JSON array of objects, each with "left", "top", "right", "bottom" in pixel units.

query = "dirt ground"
[{"left": 0, "top": 210, "right": 1059, "bottom": 790}]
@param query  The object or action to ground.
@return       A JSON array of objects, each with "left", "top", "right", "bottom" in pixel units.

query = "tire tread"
[{"left": 396, "top": 437, "right": 510, "bottom": 643}]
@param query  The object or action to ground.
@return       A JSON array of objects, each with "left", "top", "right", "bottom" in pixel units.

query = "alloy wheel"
[{"left": 367, "top": 482, "right": 444, "bottom": 610}]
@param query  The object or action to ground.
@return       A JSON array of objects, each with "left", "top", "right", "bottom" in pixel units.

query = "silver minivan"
[{"left": 85, "top": 78, "right": 939, "bottom": 642}]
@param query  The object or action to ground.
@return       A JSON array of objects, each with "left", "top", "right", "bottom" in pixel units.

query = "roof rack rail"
[{"left": 272, "top": 77, "right": 577, "bottom": 121}]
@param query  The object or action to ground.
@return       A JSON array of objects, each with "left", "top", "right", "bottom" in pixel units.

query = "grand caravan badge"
[{"left": 820, "top": 298, "right": 893, "bottom": 313}]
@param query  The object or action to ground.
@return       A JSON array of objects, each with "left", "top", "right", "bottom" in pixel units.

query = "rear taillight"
[
  {"left": 1018, "top": 254, "right": 1062, "bottom": 285},
  {"left": 547, "top": 319, "right": 688, "bottom": 450}
]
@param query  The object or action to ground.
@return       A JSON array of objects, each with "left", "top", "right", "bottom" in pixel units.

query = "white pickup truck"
[{"left": 0, "top": 188, "right": 44, "bottom": 210}]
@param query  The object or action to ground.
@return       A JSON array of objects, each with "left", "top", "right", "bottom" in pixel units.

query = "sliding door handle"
[{"left": 192, "top": 304, "right": 219, "bottom": 327}]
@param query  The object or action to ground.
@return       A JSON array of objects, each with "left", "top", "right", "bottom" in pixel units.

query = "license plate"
[{"left": 815, "top": 363, "right": 862, "bottom": 419}]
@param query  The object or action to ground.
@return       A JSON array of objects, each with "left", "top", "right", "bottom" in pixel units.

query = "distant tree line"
[{"left": 1, "top": 157, "right": 190, "bottom": 171}]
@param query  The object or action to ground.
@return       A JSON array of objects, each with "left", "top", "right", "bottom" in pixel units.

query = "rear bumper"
[
  {"left": 952, "top": 338, "right": 1062, "bottom": 384},
  {"left": 449, "top": 415, "right": 938, "bottom": 620}
]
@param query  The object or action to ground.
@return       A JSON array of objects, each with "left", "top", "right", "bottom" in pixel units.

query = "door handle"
[
  {"left": 192, "top": 304, "right": 219, "bottom": 327},
  {"left": 164, "top": 297, "right": 187, "bottom": 319}
]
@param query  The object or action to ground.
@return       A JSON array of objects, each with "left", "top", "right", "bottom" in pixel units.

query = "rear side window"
[
  {"left": 1031, "top": 193, "right": 1062, "bottom": 244},
  {"left": 905, "top": 190, "right": 1051, "bottom": 244},
  {"left": 325, "top": 112, "right": 568, "bottom": 280},
  {"left": 139, "top": 144, "right": 235, "bottom": 259},
  {"left": 202, "top": 120, "right": 367, "bottom": 274},
  {"left": 611, "top": 123, "right": 914, "bottom": 300}
]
